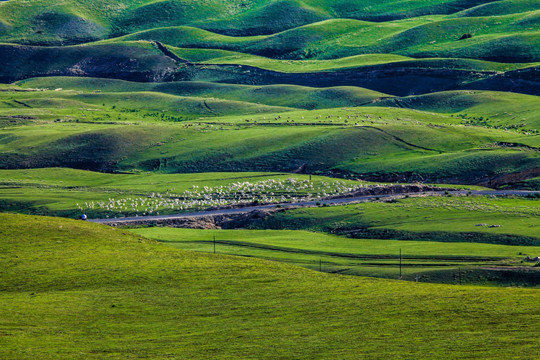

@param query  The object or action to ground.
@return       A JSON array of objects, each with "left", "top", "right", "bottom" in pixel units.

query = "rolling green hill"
[
  {"left": 134, "top": 226, "right": 540, "bottom": 285},
  {"left": 108, "top": 13, "right": 540, "bottom": 62},
  {"left": 250, "top": 196, "right": 540, "bottom": 245},
  {"left": 1, "top": 213, "right": 540, "bottom": 358},
  {"left": 1, "top": 2, "right": 540, "bottom": 356},
  {"left": 372, "top": 90, "right": 540, "bottom": 128},
  {"left": 15, "top": 77, "right": 391, "bottom": 110},
  {"left": 455, "top": 0, "right": 540, "bottom": 17},
  {"left": 1, "top": 0, "right": 525, "bottom": 44},
  {"left": 0, "top": 4, "right": 539, "bottom": 192},
  {"left": 1, "top": 82, "right": 539, "bottom": 186},
  {"left": 0, "top": 0, "right": 538, "bottom": 96}
]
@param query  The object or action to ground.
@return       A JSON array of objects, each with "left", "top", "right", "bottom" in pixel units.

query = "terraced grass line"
[
  {"left": 133, "top": 227, "right": 540, "bottom": 286},
  {"left": 173, "top": 239, "right": 506, "bottom": 262}
]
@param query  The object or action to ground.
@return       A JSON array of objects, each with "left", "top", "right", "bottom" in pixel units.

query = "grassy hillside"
[
  {"left": 1, "top": 213, "right": 540, "bottom": 358},
  {"left": 0, "top": 41, "right": 176, "bottom": 83},
  {"left": 3, "top": 43, "right": 538, "bottom": 96},
  {"left": 3, "top": 117, "right": 537, "bottom": 180},
  {"left": 1, "top": 84, "right": 539, "bottom": 186},
  {"left": 1, "top": 2, "right": 539, "bottom": 357},
  {"left": 0, "top": 2, "right": 539, "bottom": 222},
  {"left": 15, "top": 77, "right": 391, "bottom": 110},
  {"left": 104, "top": 13, "right": 540, "bottom": 62},
  {"left": 11, "top": 78, "right": 540, "bottom": 126},
  {"left": 372, "top": 90, "right": 540, "bottom": 129},
  {"left": 134, "top": 227, "right": 540, "bottom": 286},
  {"left": 0, "top": 2, "right": 538, "bottom": 96},
  {"left": 0, "top": 168, "right": 364, "bottom": 218},
  {"left": 455, "top": 0, "right": 540, "bottom": 17},
  {"left": 0, "top": 0, "right": 521, "bottom": 44},
  {"left": 250, "top": 195, "right": 540, "bottom": 245}
]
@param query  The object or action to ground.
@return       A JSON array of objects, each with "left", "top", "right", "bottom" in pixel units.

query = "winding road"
[{"left": 89, "top": 189, "right": 539, "bottom": 225}]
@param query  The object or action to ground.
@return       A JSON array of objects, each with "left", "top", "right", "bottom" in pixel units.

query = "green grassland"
[
  {"left": 13, "top": 77, "right": 540, "bottom": 128},
  {"left": 1, "top": 83, "right": 539, "bottom": 186},
  {"left": 15, "top": 77, "right": 391, "bottom": 110},
  {"left": 193, "top": 52, "right": 535, "bottom": 73},
  {"left": 133, "top": 227, "right": 540, "bottom": 286},
  {"left": 3, "top": 0, "right": 534, "bottom": 44},
  {"left": 1, "top": 1, "right": 540, "bottom": 358},
  {"left": 105, "top": 12, "right": 540, "bottom": 62},
  {"left": 1, "top": 119, "right": 538, "bottom": 184},
  {"left": 3, "top": 42, "right": 538, "bottom": 97},
  {"left": 251, "top": 195, "right": 540, "bottom": 245},
  {"left": 0, "top": 2, "right": 538, "bottom": 96},
  {"left": 0, "top": 168, "right": 365, "bottom": 218},
  {"left": 1, "top": 213, "right": 540, "bottom": 359},
  {"left": 373, "top": 90, "right": 540, "bottom": 129},
  {"left": 454, "top": 0, "right": 540, "bottom": 17}
]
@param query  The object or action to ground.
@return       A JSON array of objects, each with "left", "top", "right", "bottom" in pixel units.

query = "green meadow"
[
  {"left": 1, "top": 82, "right": 539, "bottom": 186},
  {"left": 1, "top": 0, "right": 539, "bottom": 357},
  {"left": 132, "top": 195, "right": 540, "bottom": 286},
  {"left": 0, "top": 168, "right": 364, "bottom": 217},
  {"left": 132, "top": 227, "right": 540, "bottom": 286},
  {"left": 1, "top": 213, "right": 539, "bottom": 359},
  {"left": 251, "top": 196, "right": 540, "bottom": 245}
]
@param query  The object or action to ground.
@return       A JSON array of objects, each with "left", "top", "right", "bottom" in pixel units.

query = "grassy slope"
[
  {"left": 0, "top": 1, "right": 538, "bottom": 104},
  {"left": 0, "top": 41, "right": 176, "bottom": 83},
  {"left": 13, "top": 78, "right": 540, "bottom": 128},
  {"left": 133, "top": 227, "right": 540, "bottom": 285},
  {"left": 15, "top": 77, "right": 391, "bottom": 110},
  {"left": 0, "top": 0, "right": 515, "bottom": 44},
  {"left": 194, "top": 52, "right": 535, "bottom": 73},
  {"left": 251, "top": 196, "right": 540, "bottom": 245},
  {"left": 372, "top": 90, "right": 540, "bottom": 129},
  {"left": 1, "top": 213, "right": 539, "bottom": 359},
  {"left": 454, "top": 0, "right": 540, "bottom": 17},
  {"left": 0, "top": 2, "right": 539, "bottom": 186},
  {"left": 0, "top": 168, "right": 362, "bottom": 217},
  {"left": 135, "top": 228, "right": 540, "bottom": 259},
  {"left": 0, "top": 5, "right": 539, "bottom": 86},
  {"left": 10, "top": 58, "right": 534, "bottom": 98},
  {"left": 1, "top": 93, "right": 539, "bottom": 184},
  {"left": 1, "top": 42, "right": 521, "bottom": 97},
  {"left": 103, "top": 12, "right": 540, "bottom": 61},
  {"left": 1, "top": 40, "right": 537, "bottom": 97}
]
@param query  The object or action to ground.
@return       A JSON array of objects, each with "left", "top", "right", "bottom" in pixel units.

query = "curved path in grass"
[{"left": 90, "top": 189, "right": 539, "bottom": 225}]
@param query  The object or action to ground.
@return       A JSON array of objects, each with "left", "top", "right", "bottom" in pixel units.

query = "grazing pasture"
[
  {"left": 252, "top": 196, "right": 540, "bottom": 245},
  {"left": 1, "top": 0, "right": 540, "bottom": 357},
  {"left": 1, "top": 213, "right": 539, "bottom": 359},
  {"left": 133, "top": 227, "right": 540, "bottom": 286},
  {"left": 0, "top": 168, "right": 366, "bottom": 217}
]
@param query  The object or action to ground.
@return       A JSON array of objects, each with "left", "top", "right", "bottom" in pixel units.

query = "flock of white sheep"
[{"left": 78, "top": 178, "right": 367, "bottom": 216}]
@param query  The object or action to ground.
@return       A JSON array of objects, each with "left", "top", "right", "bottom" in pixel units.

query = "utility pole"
[{"left": 399, "top": 248, "right": 402, "bottom": 279}]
